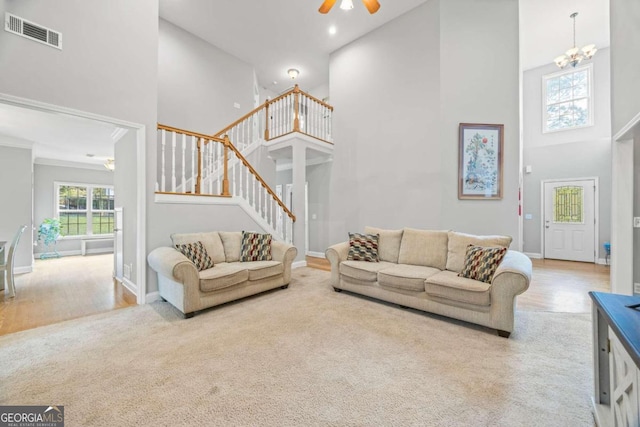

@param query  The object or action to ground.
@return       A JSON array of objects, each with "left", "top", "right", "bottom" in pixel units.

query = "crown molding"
[{"left": 34, "top": 157, "right": 108, "bottom": 171}]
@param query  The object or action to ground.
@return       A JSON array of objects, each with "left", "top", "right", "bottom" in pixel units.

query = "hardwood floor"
[
  {"left": 0, "top": 254, "right": 136, "bottom": 336},
  {"left": 305, "top": 255, "right": 610, "bottom": 313}
]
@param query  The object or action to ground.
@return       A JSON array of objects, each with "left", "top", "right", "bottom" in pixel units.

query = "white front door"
[{"left": 543, "top": 179, "right": 595, "bottom": 262}]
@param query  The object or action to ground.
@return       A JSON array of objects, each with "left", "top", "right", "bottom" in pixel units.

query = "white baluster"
[
  {"left": 171, "top": 132, "right": 177, "bottom": 192},
  {"left": 252, "top": 176, "right": 256, "bottom": 209},
  {"left": 231, "top": 157, "right": 236, "bottom": 196},
  {"left": 160, "top": 130, "right": 166, "bottom": 192},
  {"left": 208, "top": 142, "right": 214, "bottom": 195},
  {"left": 237, "top": 154, "right": 242, "bottom": 197},
  {"left": 245, "top": 166, "right": 249, "bottom": 202},
  {"left": 191, "top": 136, "right": 196, "bottom": 193},
  {"left": 262, "top": 188, "right": 267, "bottom": 220},
  {"left": 181, "top": 134, "right": 186, "bottom": 193}
]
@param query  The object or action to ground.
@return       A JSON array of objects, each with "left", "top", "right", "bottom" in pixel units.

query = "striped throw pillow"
[
  {"left": 347, "top": 232, "right": 379, "bottom": 262},
  {"left": 458, "top": 245, "right": 507, "bottom": 283},
  {"left": 240, "top": 231, "right": 272, "bottom": 262},
  {"left": 175, "top": 241, "right": 214, "bottom": 271}
]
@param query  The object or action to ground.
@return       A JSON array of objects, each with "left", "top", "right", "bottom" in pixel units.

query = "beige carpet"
[{"left": 0, "top": 267, "right": 593, "bottom": 426}]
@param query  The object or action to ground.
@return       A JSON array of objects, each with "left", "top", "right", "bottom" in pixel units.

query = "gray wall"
[
  {"left": 0, "top": 144, "right": 33, "bottom": 270},
  {"left": 33, "top": 163, "right": 114, "bottom": 255},
  {"left": 158, "top": 19, "right": 254, "bottom": 134},
  {"left": 0, "top": 0, "right": 158, "bottom": 294},
  {"left": 328, "top": 0, "right": 520, "bottom": 247},
  {"left": 610, "top": 0, "right": 640, "bottom": 136},
  {"left": 522, "top": 50, "right": 612, "bottom": 257}
]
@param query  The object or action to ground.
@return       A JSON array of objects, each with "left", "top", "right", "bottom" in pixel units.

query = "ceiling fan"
[{"left": 319, "top": 0, "right": 381, "bottom": 14}]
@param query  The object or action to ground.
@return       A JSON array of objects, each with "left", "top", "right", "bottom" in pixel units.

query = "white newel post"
[
  {"left": 181, "top": 134, "right": 186, "bottom": 192},
  {"left": 171, "top": 132, "right": 176, "bottom": 192},
  {"left": 191, "top": 136, "right": 196, "bottom": 194},
  {"left": 292, "top": 144, "right": 306, "bottom": 261},
  {"left": 160, "top": 130, "right": 166, "bottom": 192}
]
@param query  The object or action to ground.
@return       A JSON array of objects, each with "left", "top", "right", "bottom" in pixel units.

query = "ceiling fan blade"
[
  {"left": 318, "top": 0, "right": 338, "bottom": 14},
  {"left": 362, "top": 0, "right": 380, "bottom": 14}
]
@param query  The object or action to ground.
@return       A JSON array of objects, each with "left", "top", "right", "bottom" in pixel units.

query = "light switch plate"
[{"left": 524, "top": 214, "right": 533, "bottom": 220}]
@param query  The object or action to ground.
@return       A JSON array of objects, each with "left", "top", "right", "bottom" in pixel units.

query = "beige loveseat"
[
  {"left": 325, "top": 227, "right": 532, "bottom": 337},
  {"left": 148, "top": 231, "right": 297, "bottom": 318}
]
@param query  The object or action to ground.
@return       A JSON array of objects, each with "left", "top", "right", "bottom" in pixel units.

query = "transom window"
[
  {"left": 543, "top": 64, "right": 593, "bottom": 132},
  {"left": 56, "top": 183, "right": 115, "bottom": 237}
]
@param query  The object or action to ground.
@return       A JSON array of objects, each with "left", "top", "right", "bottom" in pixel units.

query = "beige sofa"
[
  {"left": 148, "top": 231, "right": 297, "bottom": 318},
  {"left": 325, "top": 227, "right": 532, "bottom": 337}
]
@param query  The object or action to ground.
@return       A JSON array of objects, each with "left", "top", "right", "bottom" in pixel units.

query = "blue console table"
[{"left": 590, "top": 292, "right": 640, "bottom": 426}]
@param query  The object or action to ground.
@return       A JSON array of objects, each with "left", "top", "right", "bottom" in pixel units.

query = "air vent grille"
[{"left": 4, "top": 12, "right": 62, "bottom": 49}]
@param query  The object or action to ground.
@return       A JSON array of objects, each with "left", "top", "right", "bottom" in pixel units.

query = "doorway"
[{"left": 542, "top": 178, "right": 597, "bottom": 262}]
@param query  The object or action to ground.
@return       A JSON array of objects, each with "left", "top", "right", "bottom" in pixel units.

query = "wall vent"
[{"left": 4, "top": 13, "right": 62, "bottom": 50}]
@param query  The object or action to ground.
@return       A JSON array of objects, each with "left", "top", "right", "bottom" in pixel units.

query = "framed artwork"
[{"left": 458, "top": 123, "right": 504, "bottom": 200}]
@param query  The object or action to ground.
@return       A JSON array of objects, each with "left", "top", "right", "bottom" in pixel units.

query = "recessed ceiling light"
[
  {"left": 86, "top": 154, "right": 95, "bottom": 157},
  {"left": 272, "top": 81, "right": 278, "bottom": 85},
  {"left": 329, "top": 26, "right": 337, "bottom": 35}
]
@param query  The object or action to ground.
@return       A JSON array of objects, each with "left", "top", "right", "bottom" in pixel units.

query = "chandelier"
[{"left": 554, "top": 12, "right": 597, "bottom": 69}]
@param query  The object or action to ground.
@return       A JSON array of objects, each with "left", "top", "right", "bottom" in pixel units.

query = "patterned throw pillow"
[
  {"left": 240, "top": 231, "right": 272, "bottom": 262},
  {"left": 458, "top": 245, "right": 507, "bottom": 284},
  {"left": 175, "top": 241, "right": 214, "bottom": 271},
  {"left": 347, "top": 232, "right": 379, "bottom": 262}
]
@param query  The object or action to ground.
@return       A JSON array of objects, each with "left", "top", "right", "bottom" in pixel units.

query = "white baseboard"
[
  {"left": 34, "top": 249, "right": 113, "bottom": 258},
  {"left": 596, "top": 258, "right": 609, "bottom": 266},
  {"left": 524, "top": 252, "right": 542, "bottom": 259},
  {"left": 292, "top": 260, "right": 307, "bottom": 269},
  {"left": 14, "top": 265, "right": 33, "bottom": 274},
  {"left": 306, "top": 251, "right": 325, "bottom": 258},
  {"left": 145, "top": 291, "right": 161, "bottom": 303},
  {"left": 122, "top": 277, "right": 138, "bottom": 296}
]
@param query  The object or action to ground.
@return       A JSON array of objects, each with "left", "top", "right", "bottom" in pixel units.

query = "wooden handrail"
[
  {"left": 158, "top": 122, "right": 294, "bottom": 220},
  {"left": 298, "top": 87, "right": 334, "bottom": 111},
  {"left": 213, "top": 103, "right": 265, "bottom": 138},
  {"left": 226, "top": 142, "right": 296, "bottom": 221},
  {"left": 158, "top": 124, "right": 225, "bottom": 144}
]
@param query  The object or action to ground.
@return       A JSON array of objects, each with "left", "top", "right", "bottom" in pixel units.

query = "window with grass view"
[
  {"left": 543, "top": 64, "right": 593, "bottom": 132},
  {"left": 56, "top": 184, "right": 114, "bottom": 236}
]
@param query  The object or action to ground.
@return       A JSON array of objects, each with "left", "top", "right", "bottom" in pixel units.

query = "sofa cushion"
[
  {"left": 364, "top": 226, "right": 403, "bottom": 263},
  {"left": 378, "top": 264, "right": 440, "bottom": 292},
  {"left": 240, "top": 231, "right": 272, "bottom": 261},
  {"left": 397, "top": 228, "right": 448, "bottom": 270},
  {"left": 425, "top": 271, "right": 491, "bottom": 306},
  {"left": 198, "top": 263, "right": 249, "bottom": 292},
  {"left": 245, "top": 261, "right": 284, "bottom": 281},
  {"left": 172, "top": 232, "right": 226, "bottom": 264},
  {"left": 174, "top": 241, "right": 214, "bottom": 271},
  {"left": 340, "top": 260, "right": 396, "bottom": 282},
  {"left": 458, "top": 245, "right": 507, "bottom": 284},
  {"left": 347, "top": 232, "right": 379, "bottom": 262},
  {"left": 446, "top": 231, "right": 512, "bottom": 273},
  {"left": 219, "top": 231, "right": 242, "bottom": 262}
]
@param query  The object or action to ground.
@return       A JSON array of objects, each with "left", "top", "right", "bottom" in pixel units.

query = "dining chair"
[{"left": 1, "top": 225, "right": 27, "bottom": 298}]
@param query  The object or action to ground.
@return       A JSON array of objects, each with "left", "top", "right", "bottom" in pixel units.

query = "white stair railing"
[{"left": 156, "top": 124, "right": 295, "bottom": 243}]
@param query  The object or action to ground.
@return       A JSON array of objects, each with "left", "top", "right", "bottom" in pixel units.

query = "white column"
[{"left": 292, "top": 144, "right": 306, "bottom": 262}]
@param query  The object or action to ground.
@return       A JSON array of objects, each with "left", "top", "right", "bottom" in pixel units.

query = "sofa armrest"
[
  {"left": 325, "top": 241, "right": 350, "bottom": 287},
  {"left": 147, "top": 246, "right": 199, "bottom": 285},
  {"left": 271, "top": 241, "right": 298, "bottom": 284},
  {"left": 491, "top": 250, "right": 532, "bottom": 295}
]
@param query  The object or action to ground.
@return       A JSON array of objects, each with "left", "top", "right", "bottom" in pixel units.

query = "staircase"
[{"left": 156, "top": 85, "right": 333, "bottom": 243}]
